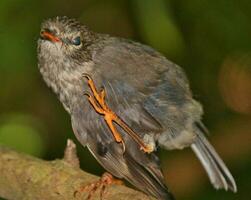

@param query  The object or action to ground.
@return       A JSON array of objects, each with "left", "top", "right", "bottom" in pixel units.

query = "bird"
[{"left": 37, "top": 16, "right": 237, "bottom": 200}]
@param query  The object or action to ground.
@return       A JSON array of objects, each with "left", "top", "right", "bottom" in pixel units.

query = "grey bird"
[{"left": 37, "top": 16, "right": 237, "bottom": 200}]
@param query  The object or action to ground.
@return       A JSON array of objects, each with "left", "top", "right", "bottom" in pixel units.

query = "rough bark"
[{"left": 0, "top": 140, "right": 155, "bottom": 200}]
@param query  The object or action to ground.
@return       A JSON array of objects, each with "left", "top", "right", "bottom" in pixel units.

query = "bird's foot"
[
  {"left": 74, "top": 172, "right": 123, "bottom": 200},
  {"left": 83, "top": 73, "right": 126, "bottom": 152},
  {"left": 82, "top": 73, "right": 154, "bottom": 154}
]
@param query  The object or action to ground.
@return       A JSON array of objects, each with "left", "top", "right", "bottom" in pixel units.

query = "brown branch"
[{"left": 0, "top": 141, "right": 155, "bottom": 200}]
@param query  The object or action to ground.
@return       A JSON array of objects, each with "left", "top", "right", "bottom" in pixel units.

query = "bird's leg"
[
  {"left": 74, "top": 172, "right": 123, "bottom": 200},
  {"left": 85, "top": 92, "right": 126, "bottom": 150},
  {"left": 84, "top": 94, "right": 106, "bottom": 115},
  {"left": 83, "top": 74, "right": 154, "bottom": 154},
  {"left": 114, "top": 117, "right": 154, "bottom": 153},
  {"left": 83, "top": 74, "right": 125, "bottom": 151}
]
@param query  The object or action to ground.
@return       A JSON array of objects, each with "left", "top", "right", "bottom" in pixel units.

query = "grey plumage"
[{"left": 37, "top": 16, "right": 237, "bottom": 199}]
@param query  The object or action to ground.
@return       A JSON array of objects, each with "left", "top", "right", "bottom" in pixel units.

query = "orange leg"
[
  {"left": 75, "top": 172, "right": 123, "bottom": 200},
  {"left": 84, "top": 93, "right": 125, "bottom": 152},
  {"left": 83, "top": 73, "right": 154, "bottom": 154}
]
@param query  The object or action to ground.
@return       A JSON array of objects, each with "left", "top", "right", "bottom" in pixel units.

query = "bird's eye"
[{"left": 72, "top": 36, "right": 81, "bottom": 46}]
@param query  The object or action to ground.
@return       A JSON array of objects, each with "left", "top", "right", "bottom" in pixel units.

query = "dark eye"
[{"left": 72, "top": 36, "right": 81, "bottom": 46}]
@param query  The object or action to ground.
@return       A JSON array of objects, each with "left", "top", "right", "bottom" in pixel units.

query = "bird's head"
[{"left": 38, "top": 16, "right": 96, "bottom": 61}]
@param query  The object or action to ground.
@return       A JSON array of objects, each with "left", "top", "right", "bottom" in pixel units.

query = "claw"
[
  {"left": 74, "top": 172, "right": 123, "bottom": 200},
  {"left": 82, "top": 73, "right": 91, "bottom": 80},
  {"left": 99, "top": 88, "right": 106, "bottom": 105},
  {"left": 140, "top": 145, "right": 154, "bottom": 154},
  {"left": 83, "top": 91, "right": 91, "bottom": 97}
]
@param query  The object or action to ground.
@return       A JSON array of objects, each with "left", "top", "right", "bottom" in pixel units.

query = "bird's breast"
[
  {"left": 57, "top": 69, "right": 84, "bottom": 113},
  {"left": 40, "top": 57, "right": 95, "bottom": 114}
]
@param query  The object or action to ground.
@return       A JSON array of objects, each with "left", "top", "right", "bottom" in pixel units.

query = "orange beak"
[{"left": 40, "top": 31, "right": 60, "bottom": 43}]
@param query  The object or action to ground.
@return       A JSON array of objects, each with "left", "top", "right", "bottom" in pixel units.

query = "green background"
[{"left": 0, "top": 0, "right": 250, "bottom": 199}]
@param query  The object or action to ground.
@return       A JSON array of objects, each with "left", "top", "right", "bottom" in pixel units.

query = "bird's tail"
[{"left": 191, "top": 124, "right": 237, "bottom": 192}]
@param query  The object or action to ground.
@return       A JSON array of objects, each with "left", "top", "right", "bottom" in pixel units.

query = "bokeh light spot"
[{"left": 218, "top": 53, "right": 251, "bottom": 114}]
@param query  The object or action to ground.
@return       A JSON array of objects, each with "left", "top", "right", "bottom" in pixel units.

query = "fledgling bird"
[{"left": 37, "top": 16, "right": 237, "bottom": 200}]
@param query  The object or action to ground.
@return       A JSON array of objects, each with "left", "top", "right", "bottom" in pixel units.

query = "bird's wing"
[
  {"left": 70, "top": 76, "right": 174, "bottom": 199},
  {"left": 91, "top": 38, "right": 203, "bottom": 150},
  {"left": 70, "top": 80, "right": 174, "bottom": 199},
  {"left": 86, "top": 123, "right": 174, "bottom": 200}
]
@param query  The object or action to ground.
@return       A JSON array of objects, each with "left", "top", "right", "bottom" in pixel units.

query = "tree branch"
[{"left": 0, "top": 141, "right": 155, "bottom": 200}]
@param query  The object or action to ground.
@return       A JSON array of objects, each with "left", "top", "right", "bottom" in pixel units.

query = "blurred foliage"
[
  {"left": 0, "top": 0, "right": 251, "bottom": 199},
  {"left": 131, "top": 0, "right": 185, "bottom": 58},
  {"left": 0, "top": 113, "right": 45, "bottom": 156}
]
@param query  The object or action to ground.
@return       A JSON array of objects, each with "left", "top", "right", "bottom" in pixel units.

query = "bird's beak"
[{"left": 40, "top": 30, "right": 60, "bottom": 43}]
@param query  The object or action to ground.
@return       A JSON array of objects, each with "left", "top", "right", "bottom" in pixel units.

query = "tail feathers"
[{"left": 191, "top": 132, "right": 237, "bottom": 192}]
